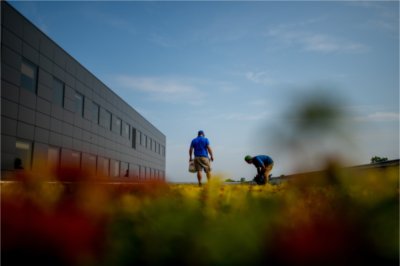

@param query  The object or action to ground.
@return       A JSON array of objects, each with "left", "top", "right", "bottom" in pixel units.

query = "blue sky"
[{"left": 10, "top": 1, "right": 399, "bottom": 182}]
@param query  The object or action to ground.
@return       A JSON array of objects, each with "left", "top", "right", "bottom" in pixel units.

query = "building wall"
[{"left": 1, "top": 2, "right": 166, "bottom": 180}]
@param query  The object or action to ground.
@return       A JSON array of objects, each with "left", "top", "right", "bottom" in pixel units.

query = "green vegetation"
[
  {"left": 371, "top": 156, "right": 389, "bottom": 163},
  {"left": 1, "top": 164, "right": 398, "bottom": 265}
]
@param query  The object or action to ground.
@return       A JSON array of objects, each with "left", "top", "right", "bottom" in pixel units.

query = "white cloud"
[
  {"left": 114, "top": 75, "right": 205, "bottom": 105},
  {"left": 267, "top": 24, "right": 369, "bottom": 54},
  {"left": 245, "top": 71, "right": 276, "bottom": 85},
  {"left": 216, "top": 111, "right": 269, "bottom": 121}
]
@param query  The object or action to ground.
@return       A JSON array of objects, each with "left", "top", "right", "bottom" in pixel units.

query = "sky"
[{"left": 9, "top": 1, "right": 399, "bottom": 183}]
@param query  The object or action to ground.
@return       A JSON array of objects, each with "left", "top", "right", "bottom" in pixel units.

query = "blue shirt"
[
  {"left": 252, "top": 155, "right": 273, "bottom": 168},
  {"left": 190, "top": 136, "right": 210, "bottom": 157}
]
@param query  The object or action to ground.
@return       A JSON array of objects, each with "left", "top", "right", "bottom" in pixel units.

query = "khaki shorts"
[{"left": 194, "top": 157, "right": 211, "bottom": 172}]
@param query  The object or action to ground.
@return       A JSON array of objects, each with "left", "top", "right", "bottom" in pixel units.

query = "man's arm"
[
  {"left": 189, "top": 146, "right": 193, "bottom": 161},
  {"left": 207, "top": 146, "right": 214, "bottom": 161}
]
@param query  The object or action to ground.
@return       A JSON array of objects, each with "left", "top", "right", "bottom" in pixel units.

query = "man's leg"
[
  {"left": 197, "top": 170, "right": 203, "bottom": 186},
  {"left": 205, "top": 169, "right": 211, "bottom": 181},
  {"left": 264, "top": 164, "right": 273, "bottom": 183}
]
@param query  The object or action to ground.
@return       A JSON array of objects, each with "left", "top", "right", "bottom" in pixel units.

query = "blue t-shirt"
[
  {"left": 190, "top": 136, "right": 210, "bottom": 157},
  {"left": 252, "top": 155, "right": 273, "bottom": 168}
]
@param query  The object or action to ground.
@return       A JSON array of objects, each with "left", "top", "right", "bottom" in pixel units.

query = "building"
[{"left": 1, "top": 1, "right": 166, "bottom": 180}]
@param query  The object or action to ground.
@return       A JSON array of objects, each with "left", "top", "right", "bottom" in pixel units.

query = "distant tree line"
[{"left": 370, "top": 156, "right": 388, "bottom": 163}]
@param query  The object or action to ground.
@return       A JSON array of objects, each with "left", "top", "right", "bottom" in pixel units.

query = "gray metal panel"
[
  {"left": 17, "top": 121, "right": 35, "bottom": 140},
  {"left": 63, "top": 109, "right": 74, "bottom": 125},
  {"left": 51, "top": 104, "right": 63, "bottom": 120},
  {"left": 75, "top": 64, "right": 85, "bottom": 83},
  {"left": 73, "top": 139, "right": 83, "bottom": 151},
  {"left": 82, "top": 129, "right": 91, "bottom": 142},
  {"left": 62, "top": 122, "right": 73, "bottom": 137},
  {"left": 73, "top": 126, "right": 82, "bottom": 140},
  {"left": 39, "top": 53, "right": 53, "bottom": 73},
  {"left": 49, "top": 131, "right": 63, "bottom": 146},
  {"left": 1, "top": 98, "right": 19, "bottom": 119},
  {"left": 54, "top": 48, "right": 66, "bottom": 69},
  {"left": 62, "top": 135, "right": 73, "bottom": 149},
  {"left": 1, "top": 153, "right": 16, "bottom": 170},
  {"left": 1, "top": 63, "right": 20, "bottom": 86},
  {"left": 1, "top": 135, "right": 16, "bottom": 153},
  {"left": 35, "top": 112, "right": 50, "bottom": 129},
  {"left": 64, "top": 97, "right": 75, "bottom": 112},
  {"left": 73, "top": 114, "right": 84, "bottom": 128},
  {"left": 2, "top": 27, "right": 23, "bottom": 54},
  {"left": 18, "top": 105, "right": 35, "bottom": 125},
  {"left": 1, "top": 116, "right": 17, "bottom": 136},
  {"left": 22, "top": 42, "right": 39, "bottom": 65},
  {"left": 2, "top": 45, "right": 21, "bottom": 70},
  {"left": 53, "top": 64, "right": 65, "bottom": 82},
  {"left": 65, "top": 72, "right": 75, "bottom": 88},
  {"left": 2, "top": 3, "right": 23, "bottom": 37},
  {"left": 50, "top": 117, "right": 63, "bottom": 134},
  {"left": 34, "top": 127, "right": 49, "bottom": 143},
  {"left": 1, "top": 80, "right": 20, "bottom": 102},
  {"left": 39, "top": 35, "right": 55, "bottom": 60},
  {"left": 19, "top": 89, "right": 36, "bottom": 109},
  {"left": 38, "top": 69, "right": 53, "bottom": 89},
  {"left": 36, "top": 97, "right": 51, "bottom": 114},
  {"left": 65, "top": 56, "right": 76, "bottom": 76},
  {"left": 64, "top": 86, "right": 75, "bottom": 102},
  {"left": 22, "top": 20, "right": 40, "bottom": 50},
  {"left": 37, "top": 84, "right": 52, "bottom": 102}
]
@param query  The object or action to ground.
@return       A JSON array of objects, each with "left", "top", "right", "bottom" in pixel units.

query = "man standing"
[
  {"left": 189, "top": 130, "right": 214, "bottom": 186},
  {"left": 244, "top": 155, "right": 274, "bottom": 185}
]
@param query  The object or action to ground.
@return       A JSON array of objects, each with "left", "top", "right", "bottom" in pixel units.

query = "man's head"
[
  {"left": 244, "top": 155, "right": 252, "bottom": 164},
  {"left": 198, "top": 130, "right": 205, "bottom": 136}
]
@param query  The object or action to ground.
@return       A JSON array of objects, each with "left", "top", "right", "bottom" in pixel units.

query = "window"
[
  {"left": 91, "top": 101, "right": 100, "bottom": 124},
  {"left": 20, "top": 59, "right": 38, "bottom": 93},
  {"left": 113, "top": 116, "right": 122, "bottom": 135},
  {"left": 87, "top": 154, "right": 97, "bottom": 174},
  {"left": 74, "top": 91, "right": 84, "bottom": 116},
  {"left": 131, "top": 127, "right": 137, "bottom": 149},
  {"left": 122, "top": 122, "right": 130, "bottom": 138},
  {"left": 99, "top": 157, "right": 109, "bottom": 176},
  {"left": 146, "top": 136, "right": 150, "bottom": 149},
  {"left": 112, "top": 160, "right": 120, "bottom": 177},
  {"left": 47, "top": 147, "right": 60, "bottom": 170},
  {"left": 15, "top": 140, "right": 32, "bottom": 170},
  {"left": 52, "top": 77, "right": 64, "bottom": 106},
  {"left": 139, "top": 131, "right": 143, "bottom": 146},
  {"left": 71, "top": 151, "right": 81, "bottom": 169},
  {"left": 100, "top": 108, "right": 111, "bottom": 130}
]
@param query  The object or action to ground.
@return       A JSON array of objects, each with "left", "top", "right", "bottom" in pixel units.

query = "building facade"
[{"left": 1, "top": 2, "right": 166, "bottom": 180}]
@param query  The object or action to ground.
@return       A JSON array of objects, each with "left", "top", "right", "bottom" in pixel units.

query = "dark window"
[
  {"left": 132, "top": 127, "right": 137, "bottom": 149},
  {"left": 53, "top": 78, "right": 64, "bottom": 106},
  {"left": 91, "top": 101, "right": 100, "bottom": 124},
  {"left": 20, "top": 59, "right": 37, "bottom": 93},
  {"left": 74, "top": 91, "right": 84, "bottom": 116}
]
